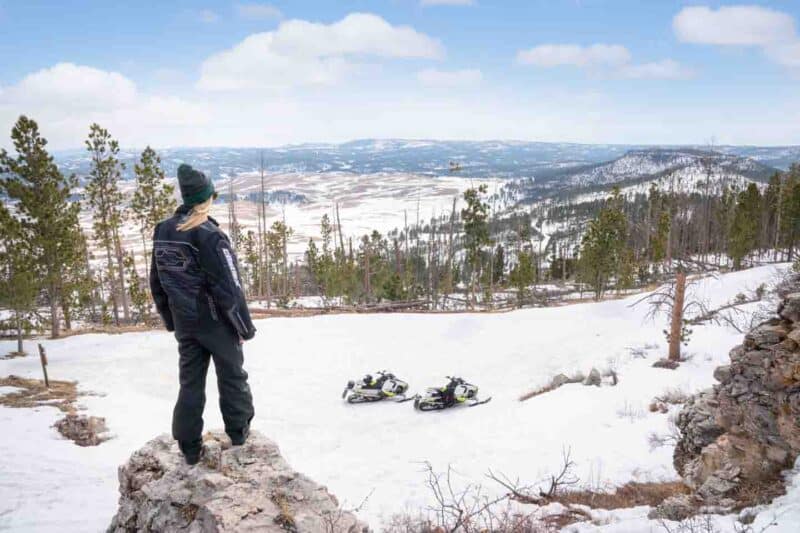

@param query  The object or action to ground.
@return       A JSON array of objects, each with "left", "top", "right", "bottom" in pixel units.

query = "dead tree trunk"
[
  {"left": 48, "top": 281, "right": 61, "bottom": 338},
  {"left": 669, "top": 270, "right": 687, "bottom": 362},
  {"left": 266, "top": 245, "right": 272, "bottom": 309},
  {"left": 445, "top": 197, "right": 457, "bottom": 309},
  {"left": 335, "top": 202, "right": 345, "bottom": 259},
  {"left": 364, "top": 243, "right": 371, "bottom": 303},
  {"left": 258, "top": 154, "right": 267, "bottom": 298},
  {"left": 113, "top": 229, "right": 130, "bottom": 322},
  {"left": 15, "top": 311, "right": 24, "bottom": 354},
  {"left": 282, "top": 206, "right": 289, "bottom": 297}
]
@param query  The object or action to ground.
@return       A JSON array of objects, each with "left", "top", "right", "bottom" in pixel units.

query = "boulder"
[
  {"left": 778, "top": 292, "right": 800, "bottom": 323},
  {"left": 107, "top": 431, "right": 369, "bottom": 533},
  {"left": 54, "top": 414, "right": 110, "bottom": 447},
  {"left": 550, "top": 373, "right": 573, "bottom": 388},
  {"left": 582, "top": 368, "right": 602, "bottom": 387},
  {"left": 648, "top": 494, "right": 697, "bottom": 521},
  {"left": 713, "top": 365, "right": 731, "bottom": 383}
]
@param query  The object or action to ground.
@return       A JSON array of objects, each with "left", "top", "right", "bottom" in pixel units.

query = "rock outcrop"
[
  {"left": 108, "top": 431, "right": 369, "bottom": 532},
  {"left": 672, "top": 273, "right": 800, "bottom": 508}
]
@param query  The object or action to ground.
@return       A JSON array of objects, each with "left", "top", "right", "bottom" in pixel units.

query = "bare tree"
[
  {"left": 631, "top": 269, "right": 709, "bottom": 364},
  {"left": 415, "top": 462, "right": 511, "bottom": 533}
]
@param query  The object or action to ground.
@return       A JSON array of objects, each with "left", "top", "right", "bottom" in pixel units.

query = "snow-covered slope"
[
  {"left": 564, "top": 149, "right": 772, "bottom": 188},
  {"left": 0, "top": 265, "right": 797, "bottom": 532}
]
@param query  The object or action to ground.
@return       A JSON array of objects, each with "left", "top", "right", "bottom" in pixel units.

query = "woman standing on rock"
[{"left": 149, "top": 164, "right": 256, "bottom": 465}]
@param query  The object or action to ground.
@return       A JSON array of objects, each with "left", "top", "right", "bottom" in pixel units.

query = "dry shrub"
[
  {"left": 271, "top": 491, "right": 297, "bottom": 531},
  {"left": 557, "top": 481, "right": 690, "bottom": 510},
  {"left": 57, "top": 323, "right": 157, "bottom": 338},
  {"left": 655, "top": 387, "right": 690, "bottom": 405},
  {"left": 0, "top": 351, "right": 27, "bottom": 360},
  {"left": 383, "top": 507, "right": 548, "bottom": 533},
  {"left": 0, "top": 374, "right": 79, "bottom": 414},
  {"left": 730, "top": 477, "right": 788, "bottom": 510},
  {"left": 616, "top": 401, "right": 646, "bottom": 422}
]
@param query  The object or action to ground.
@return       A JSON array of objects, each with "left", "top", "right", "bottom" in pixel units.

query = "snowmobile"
[
  {"left": 413, "top": 376, "right": 491, "bottom": 411},
  {"left": 341, "top": 371, "right": 411, "bottom": 403}
]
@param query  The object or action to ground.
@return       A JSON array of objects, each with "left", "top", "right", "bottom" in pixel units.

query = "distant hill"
[
  {"left": 50, "top": 140, "right": 795, "bottom": 184},
  {"left": 507, "top": 148, "right": 780, "bottom": 203}
]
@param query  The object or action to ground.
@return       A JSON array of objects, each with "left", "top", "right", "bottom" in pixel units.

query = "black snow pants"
[{"left": 172, "top": 323, "right": 254, "bottom": 453}]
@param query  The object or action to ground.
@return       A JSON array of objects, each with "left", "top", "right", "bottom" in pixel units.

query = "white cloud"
[
  {"left": 197, "top": 9, "right": 219, "bottom": 24},
  {"left": 516, "top": 44, "right": 631, "bottom": 67},
  {"left": 197, "top": 13, "right": 443, "bottom": 91},
  {"left": 417, "top": 68, "right": 482, "bottom": 87},
  {"left": 673, "top": 5, "right": 796, "bottom": 46},
  {"left": 0, "top": 63, "right": 209, "bottom": 149},
  {"left": 673, "top": 5, "right": 800, "bottom": 71},
  {"left": 4, "top": 63, "right": 137, "bottom": 111},
  {"left": 235, "top": 3, "right": 282, "bottom": 20},
  {"left": 516, "top": 43, "right": 689, "bottom": 80},
  {"left": 420, "top": 0, "right": 475, "bottom": 6},
  {"left": 619, "top": 59, "right": 694, "bottom": 80}
]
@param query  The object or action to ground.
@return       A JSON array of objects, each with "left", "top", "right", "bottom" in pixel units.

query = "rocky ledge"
[
  {"left": 107, "top": 431, "right": 369, "bottom": 532},
  {"left": 670, "top": 272, "right": 800, "bottom": 510}
]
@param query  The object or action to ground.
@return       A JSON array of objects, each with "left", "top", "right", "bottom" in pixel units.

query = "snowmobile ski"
[
  {"left": 468, "top": 397, "right": 492, "bottom": 407},
  {"left": 396, "top": 394, "right": 419, "bottom": 403}
]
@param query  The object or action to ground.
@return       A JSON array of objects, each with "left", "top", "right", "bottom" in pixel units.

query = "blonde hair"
[{"left": 177, "top": 196, "right": 214, "bottom": 232}]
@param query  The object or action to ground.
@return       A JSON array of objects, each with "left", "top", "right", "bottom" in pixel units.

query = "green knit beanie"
[{"left": 177, "top": 164, "right": 216, "bottom": 207}]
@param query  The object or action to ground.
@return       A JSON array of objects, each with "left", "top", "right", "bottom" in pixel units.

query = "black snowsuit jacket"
[{"left": 149, "top": 206, "right": 256, "bottom": 340}]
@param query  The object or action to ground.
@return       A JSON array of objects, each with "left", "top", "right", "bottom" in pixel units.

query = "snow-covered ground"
[{"left": 1, "top": 265, "right": 798, "bottom": 532}]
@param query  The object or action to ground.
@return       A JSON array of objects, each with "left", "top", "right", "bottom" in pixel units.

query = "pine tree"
[
  {"left": 131, "top": 146, "right": 176, "bottom": 264},
  {"left": 0, "top": 204, "right": 38, "bottom": 354},
  {"left": 492, "top": 243, "right": 505, "bottom": 286},
  {"left": 0, "top": 115, "right": 83, "bottom": 338},
  {"left": 124, "top": 252, "right": 150, "bottom": 323},
  {"left": 85, "top": 123, "right": 129, "bottom": 324},
  {"left": 266, "top": 220, "right": 293, "bottom": 303},
  {"left": 763, "top": 173, "right": 782, "bottom": 259},
  {"left": 59, "top": 228, "right": 93, "bottom": 331},
  {"left": 461, "top": 184, "right": 490, "bottom": 307},
  {"left": 780, "top": 166, "right": 800, "bottom": 260},
  {"left": 728, "top": 183, "right": 761, "bottom": 270},
  {"left": 509, "top": 247, "right": 535, "bottom": 307},
  {"left": 578, "top": 188, "right": 629, "bottom": 300},
  {"left": 63, "top": 232, "right": 99, "bottom": 326},
  {"left": 241, "top": 230, "right": 260, "bottom": 295},
  {"left": 304, "top": 215, "right": 337, "bottom": 303}
]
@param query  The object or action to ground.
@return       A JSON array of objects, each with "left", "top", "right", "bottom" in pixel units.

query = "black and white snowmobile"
[
  {"left": 413, "top": 376, "right": 491, "bottom": 411},
  {"left": 342, "top": 371, "right": 411, "bottom": 403}
]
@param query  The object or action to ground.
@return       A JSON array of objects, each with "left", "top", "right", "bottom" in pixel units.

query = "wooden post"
[
  {"left": 38, "top": 343, "right": 50, "bottom": 388},
  {"left": 669, "top": 270, "right": 687, "bottom": 362}
]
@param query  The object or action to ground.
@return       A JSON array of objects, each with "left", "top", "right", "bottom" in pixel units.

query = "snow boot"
[
  {"left": 179, "top": 438, "right": 204, "bottom": 465},
  {"left": 229, "top": 423, "right": 250, "bottom": 446}
]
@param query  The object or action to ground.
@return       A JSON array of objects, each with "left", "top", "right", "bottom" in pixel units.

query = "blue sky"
[{"left": 0, "top": 1, "right": 798, "bottom": 149}]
